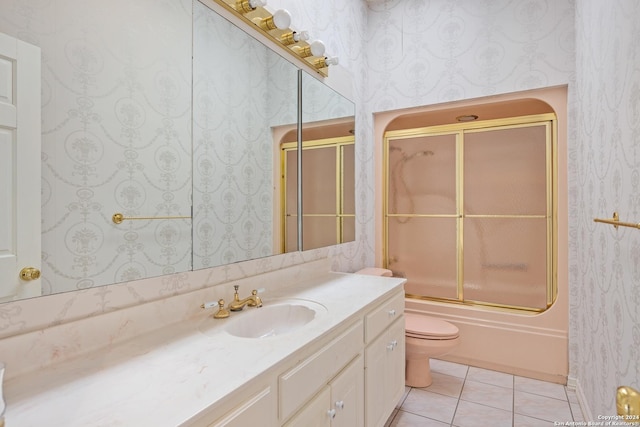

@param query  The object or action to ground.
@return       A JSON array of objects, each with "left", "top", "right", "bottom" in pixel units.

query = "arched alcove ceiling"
[{"left": 386, "top": 98, "right": 555, "bottom": 131}]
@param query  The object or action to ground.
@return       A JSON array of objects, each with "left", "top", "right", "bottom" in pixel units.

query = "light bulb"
[
  {"left": 309, "top": 40, "right": 325, "bottom": 57},
  {"left": 272, "top": 9, "right": 291, "bottom": 29},
  {"left": 293, "top": 40, "right": 325, "bottom": 58},
  {"left": 324, "top": 56, "right": 339, "bottom": 66},
  {"left": 295, "top": 31, "right": 310, "bottom": 42},
  {"left": 257, "top": 9, "right": 291, "bottom": 31}
]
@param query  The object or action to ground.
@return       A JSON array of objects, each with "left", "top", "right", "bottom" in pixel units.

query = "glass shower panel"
[
  {"left": 464, "top": 125, "right": 547, "bottom": 215},
  {"left": 387, "top": 134, "right": 457, "bottom": 215},
  {"left": 303, "top": 216, "right": 337, "bottom": 250},
  {"left": 388, "top": 217, "right": 457, "bottom": 299},
  {"left": 463, "top": 217, "right": 548, "bottom": 309},
  {"left": 303, "top": 146, "right": 336, "bottom": 214}
]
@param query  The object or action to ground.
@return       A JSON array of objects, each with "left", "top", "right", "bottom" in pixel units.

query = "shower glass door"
[
  {"left": 386, "top": 133, "right": 459, "bottom": 300},
  {"left": 463, "top": 124, "right": 551, "bottom": 310},
  {"left": 384, "top": 115, "right": 556, "bottom": 312}
]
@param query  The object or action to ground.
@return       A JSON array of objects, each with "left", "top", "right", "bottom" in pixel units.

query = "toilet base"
[{"left": 406, "top": 357, "right": 433, "bottom": 387}]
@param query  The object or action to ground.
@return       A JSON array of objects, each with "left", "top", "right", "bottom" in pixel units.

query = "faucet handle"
[
  {"left": 201, "top": 299, "right": 230, "bottom": 319},
  {"left": 201, "top": 300, "right": 217, "bottom": 309},
  {"left": 213, "top": 299, "right": 230, "bottom": 319}
]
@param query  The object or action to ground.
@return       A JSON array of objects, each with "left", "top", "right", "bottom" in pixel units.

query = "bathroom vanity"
[{"left": 3, "top": 271, "right": 405, "bottom": 426}]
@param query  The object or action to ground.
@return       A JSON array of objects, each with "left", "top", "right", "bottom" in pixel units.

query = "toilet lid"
[{"left": 405, "top": 313, "right": 459, "bottom": 339}]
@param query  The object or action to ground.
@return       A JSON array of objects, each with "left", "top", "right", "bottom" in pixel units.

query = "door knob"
[
  {"left": 617, "top": 386, "right": 640, "bottom": 416},
  {"left": 20, "top": 267, "right": 41, "bottom": 281}
]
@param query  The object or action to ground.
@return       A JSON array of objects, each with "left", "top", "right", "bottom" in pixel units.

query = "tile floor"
[{"left": 385, "top": 359, "right": 584, "bottom": 427}]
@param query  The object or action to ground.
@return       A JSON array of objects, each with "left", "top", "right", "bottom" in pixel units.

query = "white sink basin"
[
  {"left": 223, "top": 300, "right": 326, "bottom": 339},
  {"left": 198, "top": 299, "right": 327, "bottom": 339}
]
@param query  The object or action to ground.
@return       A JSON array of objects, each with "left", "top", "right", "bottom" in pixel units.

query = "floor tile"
[
  {"left": 452, "top": 399, "right": 513, "bottom": 427},
  {"left": 401, "top": 388, "right": 459, "bottom": 424},
  {"left": 386, "top": 361, "right": 584, "bottom": 427},
  {"left": 430, "top": 358, "right": 469, "bottom": 378},
  {"left": 514, "top": 390, "right": 573, "bottom": 422},
  {"left": 390, "top": 410, "right": 450, "bottom": 427},
  {"left": 514, "top": 413, "right": 556, "bottom": 426},
  {"left": 514, "top": 376, "right": 568, "bottom": 401},
  {"left": 467, "top": 366, "right": 514, "bottom": 389},
  {"left": 460, "top": 379, "right": 513, "bottom": 411},
  {"left": 420, "top": 371, "right": 465, "bottom": 398}
]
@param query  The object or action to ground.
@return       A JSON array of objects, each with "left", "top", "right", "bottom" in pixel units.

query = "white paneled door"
[{"left": 0, "top": 32, "right": 41, "bottom": 301}]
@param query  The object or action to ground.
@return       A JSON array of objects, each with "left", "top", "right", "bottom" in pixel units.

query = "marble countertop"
[{"left": 5, "top": 272, "right": 405, "bottom": 426}]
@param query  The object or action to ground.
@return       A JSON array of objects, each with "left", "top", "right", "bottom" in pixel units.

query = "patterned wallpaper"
[
  {"left": 573, "top": 0, "right": 640, "bottom": 417},
  {"left": 1, "top": 0, "right": 630, "bottom": 419},
  {"left": 0, "top": 0, "right": 193, "bottom": 294},
  {"left": 192, "top": 2, "right": 298, "bottom": 269}
]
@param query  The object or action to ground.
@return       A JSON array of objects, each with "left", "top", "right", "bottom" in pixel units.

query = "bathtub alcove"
[{"left": 374, "top": 86, "right": 569, "bottom": 383}]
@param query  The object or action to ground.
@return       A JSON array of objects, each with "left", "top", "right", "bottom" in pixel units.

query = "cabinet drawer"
[
  {"left": 279, "top": 321, "right": 363, "bottom": 421},
  {"left": 364, "top": 290, "right": 404, "bottom": 343},
  {"left": 208, "top": 386, "right": 274, "bottom": 427}
]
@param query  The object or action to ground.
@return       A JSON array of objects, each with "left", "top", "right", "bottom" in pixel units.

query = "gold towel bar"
[
  {"left": 112, "top": 213, "right": 191, "bottom": 224},
  {"left": 593, "top": 212, "right": 640, "bottom": 230}
]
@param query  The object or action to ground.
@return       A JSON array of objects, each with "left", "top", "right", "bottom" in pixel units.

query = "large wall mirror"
[{"left": 0, "top": 0, "right": 355, "bottom": 304}]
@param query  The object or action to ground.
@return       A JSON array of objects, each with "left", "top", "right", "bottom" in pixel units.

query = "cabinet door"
[
  {"left": 365, "top": 317, "right": 405, "bottom": 427},
  {"left": 284, "top": 387, "right": 331, "bottom": 427},
  {"left": 330, "top": 355, "right": 364, "bottom": 427},
  {"left": 208, "top": 386, "right": 274, "bottom": 427},
  {"left": 386, "top": 318, "right": 406, "bottom": 409}
]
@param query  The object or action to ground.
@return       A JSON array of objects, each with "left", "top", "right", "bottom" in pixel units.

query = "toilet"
[
  {"left": 404, "top": 312, "right": 459, "bottom": 387},
  {"left": 356, "top": 268, "right": 460, "bottom": 388}
]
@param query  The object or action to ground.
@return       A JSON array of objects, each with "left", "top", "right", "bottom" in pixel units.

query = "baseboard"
[{"left": 573, "top": 377, "right": 593, "bottom": 421}]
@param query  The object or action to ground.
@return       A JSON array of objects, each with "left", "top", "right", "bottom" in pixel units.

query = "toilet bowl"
[
  {"left": 405, "top": 312, "right": 459, "bottom": 387},
  {"left": 355, "top": 267, "right": 460, "bottom": 388}
]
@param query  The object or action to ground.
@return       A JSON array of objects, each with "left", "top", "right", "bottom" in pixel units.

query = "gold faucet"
[{"left": 228, "top": 285, "right": 263, "bottom": 311}]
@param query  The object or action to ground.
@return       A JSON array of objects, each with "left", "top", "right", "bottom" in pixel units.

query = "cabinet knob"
[
  {"left": 335, "top": 400, "right": 345, "bottom": 410},
  {"left": 388, "top": 309, "right": 396, "bottom": 316},
  {"left": 327, "top": 408, "right": 336, "bottom": 419},
  {"left": 391, "top": 340, "right": 398, "bottom": 348},
  {"left": 387, "top": 343, "right": 394, "bottom": 351}
]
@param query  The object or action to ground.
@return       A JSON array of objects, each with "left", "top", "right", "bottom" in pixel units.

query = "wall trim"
[{"left": 573, "top": 377, "right": 593, "bottom": 422}]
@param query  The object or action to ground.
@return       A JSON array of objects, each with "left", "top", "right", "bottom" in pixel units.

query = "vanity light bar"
[{"left": 212, "top": 0, "right": 337, "bottom": 77}]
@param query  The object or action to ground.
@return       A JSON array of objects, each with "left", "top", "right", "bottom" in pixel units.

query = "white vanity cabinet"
[
  {"left": 5, "top": 272, "right": 407, "bottom": 427},
  {"left": 364, "top": 290, "right": 406, "bottom": 427},
  {"left": 192, "top": 289, "right": 406, "bottom": 427},
  {"left": 284, "top": 355, "right": 363, "bottom": 427},
  {"left": 280, "top": 321, "right": 363, "bottom": 425}
]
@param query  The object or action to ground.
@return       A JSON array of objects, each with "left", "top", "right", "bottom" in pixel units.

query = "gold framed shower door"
[
  {"left": 383, "top": 114, "right": 558, "bottom": 313},
  {"left": 281, "top": 136, "right": 355, "bottom": 252}
]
